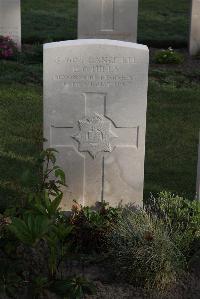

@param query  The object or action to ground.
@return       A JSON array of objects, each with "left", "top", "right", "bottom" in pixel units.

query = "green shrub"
[
  {"left": 70, "top": 201, "right": 122, "bottom": 253},
  {"left": 145, "top": 191, "right": 200, "bottom": 256},
  {"left": 107, "top": 207, "right": 185, "bottom": 291},
  {"left": 50, "top": 277, "right": 96, "bottom": 299},
  {"left": 154, "top": 47, "right": 184, "bottom": 64},
  {"left": 9, "top": 214, "right": 50, "bottom": 246}
]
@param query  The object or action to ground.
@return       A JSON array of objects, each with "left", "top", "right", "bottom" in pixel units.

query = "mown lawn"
[
  {"left": 0, "top": 0, "right": 199, "bottom": 210},
  {"left": 21, "top": 0, "right": 190, "bottom": 46},
  {"left": 138, "top": 0, "right": 190, "bottom": 46},
  {"left": 22, "top": 0, "right": 77, "bottom": 43},
  {"left": 145, "top": 67, "right": 200, "bottom": 199}
]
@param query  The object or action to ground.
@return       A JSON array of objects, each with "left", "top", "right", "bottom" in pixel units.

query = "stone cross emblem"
[
  {"left": 73, "top": 113, "right": 117, "bottom": 158},
  {"left": 51, "top": 92, "right": 138, "bottom": 158},
  {"left": 49, "top": 90, "right": 141, "bottom": 205}
]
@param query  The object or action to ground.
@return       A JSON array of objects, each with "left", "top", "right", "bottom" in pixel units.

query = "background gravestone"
[
  {"left": 78, "top": 0, "right": 138, "bottom": 42},
  {"left": 196, "top": 131, "right": 200, "bottom": 200},
  {"left": 44, "top": 39, "right": 149, "bottom": 210},
  {"left": 0, "top": 0, "right": 21, "bottom": 49},
  {"left": 189, "top": 0, "right": 200, "bottom": 56}
]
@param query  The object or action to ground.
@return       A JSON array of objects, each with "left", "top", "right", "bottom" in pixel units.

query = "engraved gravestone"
[
  {"left": 0, "top": 0, "right": 21, "bottom": 49},
  {"left": 78, "top": 0, "right": 138, "bottom": 42},
  {"left": 189, "top": 0, "right": 200, "bottom": 55},
  {"left": 44, "top": 40, "right": 149, "bottom": 210},
  {"left": 196, "top": 131, "right": 200, "bottom": 200}
]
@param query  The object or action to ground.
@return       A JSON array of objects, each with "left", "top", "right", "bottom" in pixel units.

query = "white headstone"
[
  {"left": 78, "top": 0, "right": 138, "bottom": 42},
  {"left": 189, "top": 0, "right": 200, "bottom": 56},
  {"left": 44, "top": 39, "right": 149, "bottom": 210},
  {"left": 0, "top": 0, "right": 21, "bottom": 49},
  {"left": 196, "top": 131, "right": 200, "bottom": 200}
]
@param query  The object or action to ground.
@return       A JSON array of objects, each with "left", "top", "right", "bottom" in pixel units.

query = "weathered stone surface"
[
  {"left": 0, "top": 0, "right": 21, "bottom": 49},
  {"left": 196, "top": 131, "right": 200, "bottom": 200},
  {"left": 189, "top": 0, "right": 200, "bottom": 56},
  {"left": 44, "top": 39, "right": 149, "bottom": 210},
  {"left": 78, "top": 0, "right": 138, "bottom": 42}
]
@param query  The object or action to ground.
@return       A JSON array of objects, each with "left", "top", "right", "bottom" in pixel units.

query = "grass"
[
  {"left": 145, "top": 69, "right": 200, "bottom": 198},
  {"left": 0, "top": 0, "right": 199, "bottom": 209},
  {"left": 138, "top": 0, "right": 190, "bottom": 47},
  {"left": 0, "top": 80, "right": 42, "bottom": 210},
  {"left": 22, "top": 0, "right": 78, "bottom": 43},
  {"left": 20, "top": 0, "right": 190, "bottom": 47}
]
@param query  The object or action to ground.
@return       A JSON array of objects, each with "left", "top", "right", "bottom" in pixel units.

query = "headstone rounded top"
[{"left": 44, "top": 39, "right": 148, "bottom": 52}]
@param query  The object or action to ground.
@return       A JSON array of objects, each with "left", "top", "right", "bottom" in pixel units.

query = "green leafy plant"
[
  {"left": 45, "top": 222, "right": 73, "bottom": 279},
  {"left": 9, "top": 214, "right": 50, "bottom": 246},
  {"left": 0, "top": 148, "right": 96, "bottom": 299},
  {"left": 28, "top": 276, "right": 49, "bottom": 299},
  {"left": 154, "top": 47, "right": 184, "bottom": 64},
  {"left": 38, "top": 147, "right": 66, "bottom": 197},
  {"left": 3, "top": 148, "right": 67, "bottom": 216},
  {"left": 28, "top": 191, "right": 62, "bottom": 219},
  {"left": 51, "top": 276, "right": 96, "bottom": 299}
]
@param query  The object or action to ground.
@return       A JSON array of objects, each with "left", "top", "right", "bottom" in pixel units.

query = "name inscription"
[{"left": 53, "top": 56, "right": 135, "bottom": 88}]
